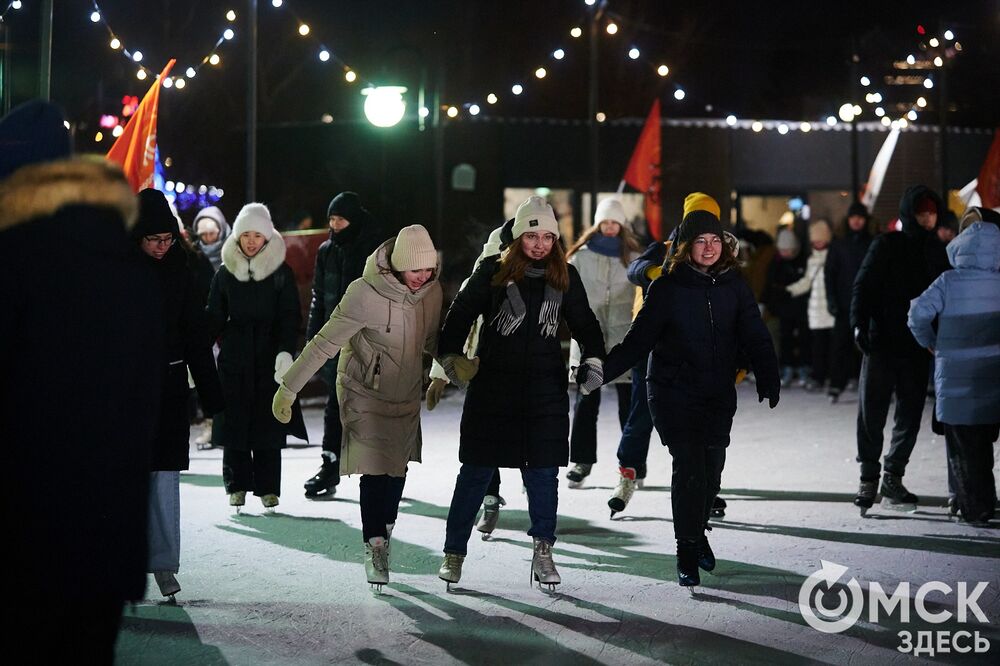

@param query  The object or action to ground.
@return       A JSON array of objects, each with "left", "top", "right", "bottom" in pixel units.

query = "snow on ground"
[{"left": 117, "top": 384, "right": 999, "bottom": 665}]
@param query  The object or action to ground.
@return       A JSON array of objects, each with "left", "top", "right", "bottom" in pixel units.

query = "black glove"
[
  {"left": 575, "top": 358, "right": 604, "bottom": 395},
  {"left": 853, "top": 326, "right": 871, "bottom": 354},
  {"left": 758, "top": 387, "right": 780, "bottom": 409}
]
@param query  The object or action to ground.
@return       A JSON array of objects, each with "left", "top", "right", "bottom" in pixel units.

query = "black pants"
[
  {"left": 222, "top": 448, "right": 282, "bottom": 496},
  {"left": 828, "top": 317, "right": 860, "bottom": 393},
  {"left": 810, "top": 328, "right": 833, "bottom": 384},
  {"left": 779, "top": 315, "right": 810, "bottom": 369},
  {"left": 856, "top": 352, "right": 929, "bottom": 481},
  {"left": 321, "top": 372, "right": 343, "bottom": 479},
  {"left": 945, "top": 423, "right": 999, "bottom": 522},
  {"left": 359, "top": 474, "right": 407, "bottom": 542},
  {"left": 570, "top": 383, "right": 632, "bottom": 464},
  {"left": 486, "top": 469, "right": 501, "bottom": 497}
]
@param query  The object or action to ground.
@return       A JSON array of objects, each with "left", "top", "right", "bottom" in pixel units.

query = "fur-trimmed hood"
[
  {"left": 0, "top": 158, "right": 136, "bottom": 232},
  {"left": 221, "top": 229, "right": 287, "bottom": 281}
]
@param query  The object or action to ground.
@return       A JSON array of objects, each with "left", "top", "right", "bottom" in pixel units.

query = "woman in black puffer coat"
[
  {"left": 603, "top": 208, "right": 780, "bottom": 587},
  {"left": 435, "top": 196, "right": 605, "bottom": 589},
  {"left": 134, "top": 189, "right": 225, "bottom": 599}
]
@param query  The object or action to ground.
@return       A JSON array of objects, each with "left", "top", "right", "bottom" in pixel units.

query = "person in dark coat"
[
  {"left": 303, "top": 191, "right": 382, "bottom": 499},
  {"left": 762, "top": 227, "right": 810, "bottom": 386},
  {"left": 435, "top": 196, "right": 606, "bottom": 590},
  {"left": 0, "top": 100, "right": 162, "bottom": 663},
  {"left": 824, "top": 202, "right": 873, "bottom": 402},
  {"left": 850, "top": 185, "right": 949, "bottom": 514},
  {"left": 602, "top": 207, "right": 780, "bottom": 587},
  {"left": 133, "top": 189, "right": 225, "bottom": 599},
  {"left": 208, "top": 203, "right": 305, "bottom": 511}
]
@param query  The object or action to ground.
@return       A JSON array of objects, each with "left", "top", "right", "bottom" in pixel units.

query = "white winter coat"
[
  {"left": 786, "top": 248, "right": 834, "bottom": 330},
  {"left": 282, "top": 239, "right": 442, "bottom": 476},
  {"left": 569, "top": 246, "right": 637, "bottom": 383}
]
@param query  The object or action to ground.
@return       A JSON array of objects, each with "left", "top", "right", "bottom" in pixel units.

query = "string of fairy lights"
[{"left": 0, "top": 1, "right": 971, "bottom": 135}]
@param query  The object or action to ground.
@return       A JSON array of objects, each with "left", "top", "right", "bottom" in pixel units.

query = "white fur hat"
[
  {"left": 594, "top": 197, "right": 626, "bottom": 227},
  {"left": 232, "top": 203, "right": 275, "bottom": 240},
  {"left": 391, "top": 224, "right": 437, "bottom": 271},
  {"left": 512, "top": 196, "right": 560, "bottom": 239}
]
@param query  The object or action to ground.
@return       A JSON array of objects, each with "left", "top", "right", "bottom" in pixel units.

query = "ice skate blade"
[
  {"left": 880, "top": 498, "right": 917, "bottom": 513},
  {"left": 859, "top": 506, "right": 870, "bottom": 517},
  {"left": 480, "top": 532, "right": 493, "bottom": 541},
  {"left": 304, "top": 491, "right": 337, "bottom": 501},
  {"left": 369, "top": 583, "right": 384, "bottom": 594}
]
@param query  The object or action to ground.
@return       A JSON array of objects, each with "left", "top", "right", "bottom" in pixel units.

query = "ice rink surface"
[{"left": 117, "top": 384, "right": 999, "bottom": 665}]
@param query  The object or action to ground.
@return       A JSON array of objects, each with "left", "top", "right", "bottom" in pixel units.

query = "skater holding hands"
[
  {"left": 602, "top": 202, "right": 780, "bottom": 587},
  {"left": 273, "top": 225, "right": 442, "bottom": 590}
]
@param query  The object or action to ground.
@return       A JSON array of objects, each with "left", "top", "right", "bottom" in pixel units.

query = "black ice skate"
[
  {"left": 879, "top": 472, "right": 917, "bottom": 512},
  {"left": 566, "top": 463, "right": 592, "bottom": 489},
  {"left": 698, "top": 529, "right": 716, "bottom": 572},
  {"left": 854, "top": 480, "right": 877, "bottom": 517},
  {"left": 304, "top": 462, "right": 339, "bottom": 500},
  {"left": 676, "top": 538, "right": 701, "bottom": 588},
  {"left": 710, "top": 496, "right": 727, "bottom": 519},
  {"left": 153, "top": 572, "right": 181, "bottom": 601},
  {"left": 608, "top": 467, "right": 638, "bottom": 518},
  {"left": 476, "top": 495, "right": 505, "bottom": 539}
]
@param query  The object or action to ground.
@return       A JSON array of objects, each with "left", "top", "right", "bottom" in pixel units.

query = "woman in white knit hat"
[
  {"left": 273, "top": 224, "right": 442, "bottom": 591},
  {"left": 434, "top": 195, "right": 606, "bottom": 591},
  {"left": 563, "top": 197, "right": 641, "bottom": 488},
  {"left": 207, "top": 203, "right": 305, "bottom": 513}
]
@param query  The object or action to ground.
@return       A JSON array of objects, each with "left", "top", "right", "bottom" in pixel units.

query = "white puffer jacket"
[{"left": 787, "top": 248, "right": 834, "bottom": 330}]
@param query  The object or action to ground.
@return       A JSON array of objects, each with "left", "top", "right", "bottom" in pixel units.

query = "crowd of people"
[{"left": 2, "top": 99, "right": 997, "bottom": 661}]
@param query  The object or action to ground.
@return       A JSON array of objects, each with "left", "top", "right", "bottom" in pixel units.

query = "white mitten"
[
  {"left": 272, "top": 383, "right": 296, "bottom": 424},
  {"left": 274, "top": 351, "right": 293, "bottom": 383}
]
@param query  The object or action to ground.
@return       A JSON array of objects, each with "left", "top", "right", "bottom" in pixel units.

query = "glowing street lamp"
[{"left": 362, "top": 86, "right": 407, "bottom": 128}]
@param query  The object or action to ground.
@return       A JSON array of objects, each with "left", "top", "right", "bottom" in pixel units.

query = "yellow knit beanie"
[{"left": 683, "top": 192, "right": 721, "bottom": 220}]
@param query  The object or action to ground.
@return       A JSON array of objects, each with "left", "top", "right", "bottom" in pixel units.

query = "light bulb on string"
[
  {"left": 112, "top": 125, "right": 124, "bottom": 137},
  {"left": 923, "top": 78, "right": 933, "bottom": 89},
  {"left": 673, "top": 89, "right": 685, "bottom": 101},
  {"left": 907, "top": 110, "right": 917, "bottom": 121},
  {"left": 585, "top": 0, "right": 597, "bottom": 5},
  {"left": 777, "top": 123, "right": 789, "bottom": 135},
  {"left": 223, "top": 29, "right": 235, "bottom": 40},
  {"left": 933, "top": 56, "right": 943, "bottom": 67},
  {"left": 725, "top": 115, "right": 737, "bottom": 126},
  {"left": 226, "top": 10, "right": 236, "bottom": 21},
  {"left": 657, "top": 65, "right": 669, "bottom": 76},
  {"left": 162, "top": 77, "right": 173, "bottom": 89},
  {"left": 853, "top": 104, "right": 862, "bottom": 116},
  {"left": 800, "top": 122, "right": 811, "bottom": 132},
  {"left": 881, "top": 116, "right": 891, "bottom": 127},
  {"left": 570, "top": 27, "right": 582, "bottom": 38},
  {"left": 137, "top": 69, "right": 147, "bottom": 80},
  {"left": 12, "top": 0, "right": 22, "bottom": 9},
  {"left": 929, "top": 37, "right": 939, "bottom": 47},
  {"left": 944, "top": 30, "right": 954, "bottom": 40},
  {"left": 553, "top": 49, "right": 565, "bottom": 60},
  {"left": 446, "top": 106, "right": 458, "bottom": 118},
  {"left": 90, "top": 11, "right": 101, "bottom": 23},
  {"left": 319, "top": 50, "right": 330, "bottom": 62},
  {"left": 826, "top": 116, "right": 837, "bottom": 126},
  {"left": 469, "top": 104, "right": 480, "bottom": 116},
  {"left": 906, "top": 54, "right": 915, "bottom": 65},
  {"left": 596, "top": 112, "right": 606, "bottom": 122},
  {"left": 272, "top": 0, "right": 283, "bottom": 7},
  {"left": 418, "top": 107, "right": 429, "bottom": 118},
  {"left": 110, "top": 38, "right": 121, "bottom": 50},
  {"left": 299, "top": 24, "right": 310, "bottom": 36},
  {"left": 875, "top": 107, "right": 885, "bottom": 117},
  {"left": 606, "top": 22, "right": 618, "bottom": 35},
  {"left": 752, "top": 121, "right": 763, "bottom": 132},
  {"left": 209, "top": 54, "right": 221, "bottom": 66},
  {"left": 345, "top": 70, "right": 357, "bottom": 82},
  {"left": 186, "top": 67, "right": 197, "bottom": 78},
  {"left": 487, "top": 93, "right": 498, "bottom": 104},
  {"left": 511, "top": 84, "right": 523, "bottom": 95},
  {"left": 132, "top": 51, "right": 143, "bottom": 62},
  {"left": 628, "top": 47, "right": 640, "bottom": 60},
  {"left": 899, "top": 118, "right": 908, "bottom": 129},
  {"left": 535, "top": 67, "right": 546, "bottom": 79},
  {"left": 860, "top": 76, "right": 870, "bottom": 86},
  {"left": 175, "top": 78, "right": 186, "bottom": 89},
  {"left": 917, "top": 96, "right": 927, "bottom": 107}
]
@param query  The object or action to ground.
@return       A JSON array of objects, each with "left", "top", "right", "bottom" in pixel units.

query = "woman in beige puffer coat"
[{"left": 272, "top": 224, "right": 441, "bottom": 589}]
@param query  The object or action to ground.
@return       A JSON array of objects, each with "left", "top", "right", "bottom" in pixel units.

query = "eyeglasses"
[
  {"left": 692, "top": 236, "right": 722, "bottom": 247},
  {"left": 143, "top": 235, "right": 175, "bottom": 247}
]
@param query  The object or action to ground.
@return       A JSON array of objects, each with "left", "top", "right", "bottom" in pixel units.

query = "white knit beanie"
[
  {"left": 232, "top": 203, "right": 275, "bottom": 240},
  {"left": 512, "top": 196, "right": 560, "bottom": 239},
  {"left": 391, "top": 224, "right": 437, "bottom": 271},
  {"left": 594, "top": 197, "right": 626, "bottom": 227}
]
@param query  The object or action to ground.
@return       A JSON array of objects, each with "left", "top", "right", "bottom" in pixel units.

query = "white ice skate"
[
  {"left": 365, "top": 537, "right": 389, "bottom": 593},
  {"left": 476, "top": 495, "right": 505, "bottom": 539},
  {"left": 608, "top": 467, "right": 638, "bottom": 518},
  {"left": 229, "top": 491, "right": 246, "bottom": 515},
  {"left": 438, "top": 553, "right": 464, "bottom": 591},
  {"left": 531, "top": 538, "right": 561, "bottom": 591}
]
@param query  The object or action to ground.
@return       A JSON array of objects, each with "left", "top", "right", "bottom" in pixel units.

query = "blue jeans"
[
  {"left": 616, "top": 361, "right": 654, "bottom": 478},
  {"left": 147, "top": 471, "right": 180, "bottom": 573},
  {"left": 444, "top": 464, "right": 557, "bottom": 555}
]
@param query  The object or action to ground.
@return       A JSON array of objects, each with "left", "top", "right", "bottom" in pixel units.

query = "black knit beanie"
[
  {"left": 327, "top": 191, "right": 364, "bottom": 222},
  {"left": 677, "top": 210, "right": 724, "bottom": 244},
  {"left": 134, "top": 189, "right": 178, "bottom": 239},
  {"left": 847, "top": 202, "right": 868, "bottom": 218}
]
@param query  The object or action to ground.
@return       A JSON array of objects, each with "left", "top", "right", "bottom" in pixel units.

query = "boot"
[
  {"left": 153, "top": 572, "right": 181, "bottom": 599},
  {"left": 698, "top": 526, "right": 716, "bottom": 572},
  {"left": 676, "top": 538, "right": 700, "bottom": 587},
  {"left": 608, "top": 467, "right": 638, "bottom": 517},
  {"left": 261, "top": 494, "right": 279, "bottom": 513},
  {"left": 565, "top": 463, "right": 592, "bottom": 489},
  {"left": 438, "top": 552, "right": 464, "bottom": 590},
  {"left": 879, "top": 472, "right": 917, "bottom": 511},
  {"left": 854, "top": 480, "right": 878, "bottom": 516},
  {"left": 229, "top": 491, "right": 246, "bottom": 514},
  {"left": 710, "top": 496, "right": 727, "bottom": 519},
  {"left": 476, "top": 495, "right": 505, "bottom": 538},
  {"left": 364, "top": 537, "right": 389, "bottom": 591},
  {"left": 304, "top": 461, "right": 339, "bottom": 499},
  {"left": 531, "top": 538, "right": 561, "bottom": 590}
]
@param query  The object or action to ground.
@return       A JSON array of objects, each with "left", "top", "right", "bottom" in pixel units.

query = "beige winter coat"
[{"left": 281, "top": 238, "right": 442, "bottom": 476}]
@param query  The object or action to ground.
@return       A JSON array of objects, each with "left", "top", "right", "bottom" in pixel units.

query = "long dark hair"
[
  {"left": 492, "top": 236, "right": 570, "bottom": 292},
  {"left": 565, "top": 223, "right": 642, "bottom": 267},
  {"left": 668, "top": 236, "right": 737, "bottom": 275}
]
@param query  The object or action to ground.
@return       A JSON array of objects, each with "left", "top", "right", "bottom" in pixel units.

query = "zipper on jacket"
[
  {"left": 707, "top": 277, "right": 718, "bottom": 359},
  {"left": 372, "top": 352, "right": 382, "bottom": 391}
]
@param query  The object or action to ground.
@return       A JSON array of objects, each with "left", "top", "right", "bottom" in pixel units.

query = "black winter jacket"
[
  {"left": 851, "top": 185, "right": 949, "bottom": 357},
  {"left": 604, "top": 263, "right": 780, "bottom": 448},
  {"left": 627, "top": 240, "right": 668, "bottom": 291},
  {"left": 208, "top": 242, "right": 306, "bottom": 450},
  {"left": 762, "top": 253, "right": 808, "bottom": 321},
  {"left": 307, "top": 219, "right": 382, "bottom": 339},
  {"left": 142, "top": 244, "right": 225, "bottom": 470},
  {"left": 438, "top": 259, "right": 605, "bottom": 468},
  {"left": 824, "top": 227, "right": 872, "bottom": 319}
]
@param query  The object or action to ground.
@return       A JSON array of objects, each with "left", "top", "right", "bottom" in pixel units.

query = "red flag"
[
  {"left": 623, "top": 100, "right": 663, "bottom": 239},
  {"left": 976, "top": 129, "right": 1000, "bottom": 209},
  {"left": 107, "top": 60, "right": 175, "bottom": 192}
]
